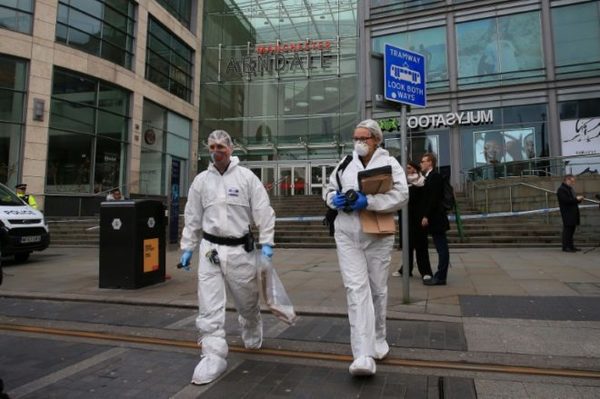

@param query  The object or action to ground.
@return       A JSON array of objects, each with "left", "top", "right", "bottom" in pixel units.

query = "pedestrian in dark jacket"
[
  {"left": 420, "top": 153, "right": 450, "bottom": 286},
  {"left": 392, "top": 160, "right": 433, "bottom": 281},
  {"left": 557, "top": 174, "right": 583, "bottom": 252}
]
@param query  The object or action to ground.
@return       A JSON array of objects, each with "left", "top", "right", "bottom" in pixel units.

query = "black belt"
[{"left": 203, "top": 232, "right": 248, "bottom": 246}]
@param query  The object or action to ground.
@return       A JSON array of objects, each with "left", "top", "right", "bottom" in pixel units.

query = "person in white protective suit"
[
  {"left": 323, "top": 119, "right": 408, "bottom": 376},
  {"left": 179, "top": 130, "right": 276, "bottom": 385}
]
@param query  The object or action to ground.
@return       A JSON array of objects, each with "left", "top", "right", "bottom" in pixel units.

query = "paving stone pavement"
[{"left": 1, "top": 246, "right": 600, "bottom": 397}]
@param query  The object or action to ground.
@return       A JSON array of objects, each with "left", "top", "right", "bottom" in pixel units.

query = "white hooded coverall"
[
  {"left": 324, "top": 148, "right": 408, "bottom": 359},
  {"left": 181, "top": 156, "right": 275, "bottom": 361}
]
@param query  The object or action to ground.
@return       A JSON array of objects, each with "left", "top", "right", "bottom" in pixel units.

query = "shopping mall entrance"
[{"left": 245, "top": 161, "right": 338, "bottom": 197}]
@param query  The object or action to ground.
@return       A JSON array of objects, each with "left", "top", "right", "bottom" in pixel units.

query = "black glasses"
[{"left": 352, "top": 136, "right": 372, "bottom": 143}]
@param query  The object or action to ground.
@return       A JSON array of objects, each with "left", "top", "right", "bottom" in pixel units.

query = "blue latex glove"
[
  {"left": 332, "top": 192, "right": 347, "bottom": 209},
  {"left": 262, "top": 244, "right": 273, "bottom": 258},
  {"left": 351, "top": 191, "right": 368, "bottom": 211},
  {"left": 179, "top": 250, "right": 193, "bottom": 271}
]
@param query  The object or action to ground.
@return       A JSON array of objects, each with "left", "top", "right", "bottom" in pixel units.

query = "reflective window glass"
[
  {"left": 552, "top": 1, "right": 600, "bottom": 77},
  {"left": 0, "top": 54, "right": 27, "bottom": 187},
  {"left": 200, "top": 0, "right": 359, "bottom": 157},
  {"left": 141, "top": 99, "right": 191, "bottom": 195},
  {"left": 146, "top": 17, "right": 194, "bottom": 102},
  {"left": 48, "top": 69, "right": 130, "bottom": 194},
  {"left": 456, "top": 12, "right": 544, "bottom": 87},
  {"left": 156, "top": 0, "right": 192, "bottom": 29},
  {"left": 55, "top": 0, "right": 136, "bottom": 69},
  {"left": 0, "top": 0, "right": 33, "bottom": 34}
]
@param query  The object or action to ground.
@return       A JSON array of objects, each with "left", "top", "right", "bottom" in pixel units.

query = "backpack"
[
  {"left": 322, "top": 155, "right": 353, "bottom": 236},
  {"left": 442, "top": 175, "right": 456, "bottom": 212}
]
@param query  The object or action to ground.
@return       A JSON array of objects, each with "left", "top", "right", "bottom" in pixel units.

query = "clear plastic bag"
[{"left": 258, "top": 254, "right": 297, "bottom": 325}]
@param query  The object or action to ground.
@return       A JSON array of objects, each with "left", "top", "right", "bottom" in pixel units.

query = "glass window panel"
[
  {"left": 552, "top": 2, "right": 600, "bottom": 74},
  {"left": 140, "top": 148, "right": 164, "bottom": 195},
  {"left": 55, "top": 0, "right": 135, "bottom": 69},
  {"left": 48, "top": 69, "right": 130, "bottom": 194},
  {"left": 457, "top": 12, "right": 543, "bottom": 86},
  {"left": 94, "top": 136, "right": 122, "bottom": 192},
  {"left": 97, "top": 110, "right": 127, "bottom": 140},
  {"left": 200, "top": 83, "right": 221, "bottom": 119},
  {"left": 0, "top": 1, "right": 33, "bottom": 34},
  {"left": 50, "top": 99, "right": 95, "bottom": 134},
  {"left": 146, "top": 17, "right": 194, "bottom": 102},
  {"left": 46, "top": 130, "right": 93, "bottom": 192},
  {"left": 0, "top": 56, "right": 27, "bottom": 90},
  {"left": 156, "top": 0, "right": 192, "bottom": 28},
  {"left": 68, "top": 8, "right": 102, "bottom": 35},
  {"left": 101, "top": 40, "right": 127, "bottom": 67},
  {"left": 166, "top": 133, "right": 188, "bottom": 158},
  {"left": 167, "top": 112, "right": 191, "bottom": 139},
  {"left": 0, "top": 89, "right": 25, "bottom": 122},
  {"left": 0, "top": 121, "right": 22, "bottom": 186}
]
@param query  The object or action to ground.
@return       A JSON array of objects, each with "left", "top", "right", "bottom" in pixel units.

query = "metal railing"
[
  {"left": 468, "top": 179, "right": 600, "bottom": 224},
  {"left": 467, "top": 153, "right": 600, "bottom": 182}
]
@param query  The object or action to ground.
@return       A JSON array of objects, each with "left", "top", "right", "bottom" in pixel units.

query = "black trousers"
[
  {"left": 407, "top": 229, "right": 433, "bottom": 277},
  {"left": 562, "top": 224, "right": 576, "bottom": 250}
]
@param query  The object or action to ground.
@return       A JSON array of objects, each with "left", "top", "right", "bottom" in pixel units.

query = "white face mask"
[{"left": 354, "top": 141, "right": 370, "bottom": 157}]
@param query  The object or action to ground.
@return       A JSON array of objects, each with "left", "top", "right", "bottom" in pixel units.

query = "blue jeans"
[{"left": 432, "top": 233, "right": 449, "bottom": 281}]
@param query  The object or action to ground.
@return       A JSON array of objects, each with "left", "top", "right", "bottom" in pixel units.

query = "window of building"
[
  {"left": 146, "top": 17, "right": 194, "bottom": 102},
  {"left": 140, "top": 99, "right": 190, "bottom": 196},
  {"left": 552, "top": 1, "right": 600, "bottom": 78},
  {"left": 156, "top": 0, "right": 192, "bottom": 29},
  {"left": 55, "top": 0, "right": 136, "bottom": 69},
  {"left": 459, "top": 104, "right": 548, "bottom": 180},
  {"left": 200, "top": 0, "right": 359, "bottom": 160},
  {"left": 372, "top": 26, "right": 448, "bottom": 90},
  {"left": 0, "top": 0, "right": 33, "bottom": 34},
  {"left": 370, "top": 0, "right": 444, "bottom": 16},
  {"left": 456, "top": 11, "right": 544, "bottom": 87},
  {"left": 47, "top": 68, "right": 130, "bottom": 194},
  {"left": 0, "top": 54, "right": 27, "bottom": 187},
  {"left": 559, "top": 98, "right": 600, "bottom": 120}
]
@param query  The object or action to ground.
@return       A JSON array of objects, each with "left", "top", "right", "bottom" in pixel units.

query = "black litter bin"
[{"left": 99, "top": 200, "right": 166, "bottom": 289}]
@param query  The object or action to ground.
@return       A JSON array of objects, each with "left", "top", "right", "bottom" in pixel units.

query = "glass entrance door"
[
  {"left": 278, "top": 165, "right": 306, "bottom": 196},
  {"left": 248, "top": 166, "right": 275, "bottom": 193},
  {"left": 310, "top": 164, "right": 335, "bottom": 196}
]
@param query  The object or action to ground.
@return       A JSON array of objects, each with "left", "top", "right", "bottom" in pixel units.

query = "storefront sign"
[
  {"left": 378, "top": 110, "right": 493, "bottom": 131},
  {"left": 223, "top": 39, "right": 337, "bottom": 79}
]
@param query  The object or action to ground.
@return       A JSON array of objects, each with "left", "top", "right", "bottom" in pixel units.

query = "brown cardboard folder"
[{"left": 357, "top": 166, "right": 395, "bottom": 234}]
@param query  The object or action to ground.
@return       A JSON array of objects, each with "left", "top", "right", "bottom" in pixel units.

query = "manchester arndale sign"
[
  {"left": 379, "top": 110, "right": 493, "bottom": 131},
  {"left": 223, "top": 39, "right": 337, "bottom": 79}
]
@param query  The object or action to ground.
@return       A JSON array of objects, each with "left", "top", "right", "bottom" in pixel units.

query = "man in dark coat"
[
  {"left": 557, "top": 175, "right": 583, "bottom": 252},
  {"left": 420, "top": 153, "right": 450, "bottom": 286}
]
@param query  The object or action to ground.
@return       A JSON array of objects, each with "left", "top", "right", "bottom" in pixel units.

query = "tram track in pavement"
[{"left": 2, "top": 321, "right": 599, "bottom": 381}]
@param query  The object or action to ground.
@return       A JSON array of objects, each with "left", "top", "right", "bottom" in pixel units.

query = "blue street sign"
[{"left": 384, "top": 44, "right": 426, "bottom": 107}]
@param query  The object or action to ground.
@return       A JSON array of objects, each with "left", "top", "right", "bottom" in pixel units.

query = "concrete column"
[{"left": 22, "top": 0, "right": 58, "bottom": 210}]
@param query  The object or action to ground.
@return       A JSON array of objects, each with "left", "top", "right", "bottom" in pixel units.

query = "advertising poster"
[
  {"left": 560, "top": 118, "right": 600, "bottom": 175},
  {"left": 473, "top": 128, "right": 535, "bottom": 167}
]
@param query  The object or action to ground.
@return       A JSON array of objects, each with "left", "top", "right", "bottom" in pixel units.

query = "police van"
[{"left": 0, "top": 182, "right": 50, "bottom": 264}]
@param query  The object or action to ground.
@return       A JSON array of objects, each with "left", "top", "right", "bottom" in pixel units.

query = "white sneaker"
[
  {"left": 374, "top": 340, "right": 389, "bottom": 360},
  {"left": 391, "top": 271, "right": 401, "bottom": 277},
  {"left": 191, "top": 355, "right": 227, "bottom": 385},
  {"left": 349, "top": 356, "right": 376, "bottom": 376},
  {"left": 422, "top": 275, "right": 432, "bottom": 281}
]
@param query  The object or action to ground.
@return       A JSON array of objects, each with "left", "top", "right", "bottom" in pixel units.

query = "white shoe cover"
[
  {"left": 191, "top": 355, "right": 227, "bottom": 385},
  {"left": 374, "top": 340, "right": 389, "bottom": 360},
  {"left": 349, "top": 356, "right": 376, "bottom": 376},
  {"left": 241, "top": 324, "right": 263, "bottom": 349}
]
